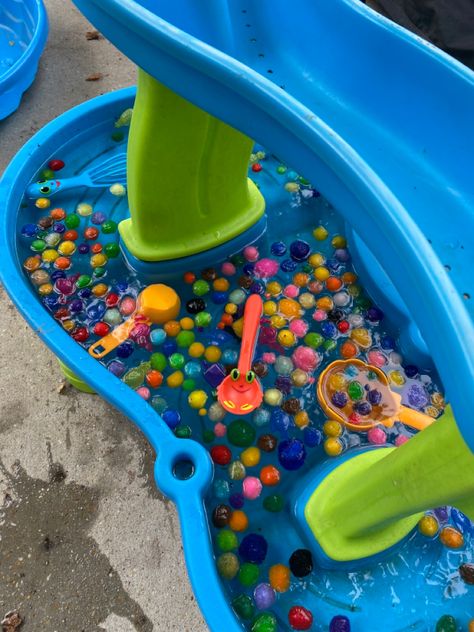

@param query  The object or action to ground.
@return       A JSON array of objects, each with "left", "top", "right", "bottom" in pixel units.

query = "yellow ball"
[
  {"left": 167, "top": 371, "right": 184, "bottom": 388},
  {"left": 329, "top": 373, "right": 347, "bottom": 390},
  {"left": 431, "top": 392, "right": 445, "bottom": 408},
  {"left": 278, "top": 298, "right": 301, "bottom": 319},
  {"left": 92, "top": 283, "right": 108, "bottom": 297},
  {"left": 241, "top": 447, "right": 261, "bottom": 467},
  {"left": 189, "top": 342, "right": 205, "bottom": 358},
  {"left": 298, "top": 292, "right": 315, "bottom": 309},
  {"left": 204, "top": 345, "right": 222, "bottom": 363},
  {"left": 62, "top": 319, "right": 75, "bottom": 332},
  {"left": 188, "top": 390, "right": 208, "bottom": 409},
  {"left": 225, "top": 302, "right": 238, "bottom": 315},
  {"left": 313, "top": 226, "right": 328, "bottom": 241},
  {"left": 308, "top": 253, "right": 325, "bottom": 267},
  {"left": 331, "top": 235, "right": 347, "bottom": 248},
  {"left": 90, "top": 253, "right": 108, "bottom": 268},
  {"left": 213, "top": 278, "right": 230, "bottom": 291},
  {"left": 389, "top": 370, "right": 405, "bottom": 386},
  {"left": 291, "top": 369, "right": 308, "bottom": 388},
  {"left": 323, "top": 420, "right": 343, "bottom": 437},
  {"left": 270, "top": 315, "right": 287, "bottom": 329},
  {"left": 314, "top": 266, "right": 330, "bottom": 281},
  {"left": 198, "top": 408, "right": 207, "bottom": 416},
  {"left": 42, "top": 249, "right": 59, "bottom": 263},
  {"left": 35, "top": 197, "right": 50, "bottom": 209},
  {"left": 266, "top": 281, "right": 282, "bottom": 297},
  {"left": 77, "top": 202, "right": 93, "bottom": 216},
  {"left": 264, "top": 388, "right": 283, "bottom": 406},
  {"left": 426, "top": 406, "right": 440, "bottom": 418},
  {"left": 294, "top": 411, "right": 309, "bottom": 428},
  {"left": 109, "top": 183, "right": 126, "bottom": 196},
  {"left": 350, "top": 327, "right": 372, "bottom": 349},
  {"left": 324, "top": 437, "right": 343, "bottom": 456},
  {"left": 418, "top": 515, "right": 439, "bottom": 538},
  {"left": 284, "top": 182, "right": 299, "bottom": 192},
  {"left": 316, "top": 296, "right": 334, "bottom": 312},
  {"left": 277, "top": 329, "right": 296, "bottom": 348},
  {"left": 38, "top": 283, "right": 53, "bottom": 296},
  {"left": 180, "top": 317, "right": 194, "bottom": 330},
  {"left": 263, "top": 301, "right": 277, "bottom": 316},
  {"left": 58, "top": 240, "right": 76, "bottom": 256}
]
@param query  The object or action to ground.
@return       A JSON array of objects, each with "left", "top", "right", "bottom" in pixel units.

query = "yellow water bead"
[
  {"left": 266, "top": 281, "right": 282, "bottom": 297},
  {"left": 329, "top": 372, "right": 347, "bottom": 390},
  {"left": 291, "top": 369, "right": 309, "bottom": 388},
  {"left": 38, "top": 283, "right": 53, "bottom": 296},
  {"left": 205, "top": 345, "right": 222, "bottom": 363},
  {"left": 314, "top": 266, "right": 330, "bottom": 281},
  {"left": 189, "top": 342, "right": 205, "bottom": 358},
  {"left": 62, "top": 319, "right": 75, "bottom": 332},
  {"left": 277, "top": 329, "right": 296, "bottom": 348},
  {"left": 313, "top": 226, "right": 328, "bottom": 241},
  {"left": 164, "top": 320, "right": 181, "bottom": 337},
  {"left": 270, "top": 315, "right": 287, "bottom": 329},
  {"left": 188, "top": 390, "right": 208, "bottom": 409},
  {"left": 241, "top": 447, "right": 261, "bottom": 467},
  {"left": 316, "top": 296, "right": 334, "bottom": 312},
  {"left": 350, "top": 327, "right": 372, "bottom": 348},
  {"left": 35, "top": 197, "right": 50, "bottom": 209},
  {"left": 294, "top": 411, "right": 309, "bottom": 428},
  {"left": 292, "top": 272, "right": 310, "bottom": 287},
  {"left": 431, "top": 392, "right": 445, "bottom": 408},
  {"left": 331, "top": 235, "right": 347, "bottom": 248},
  {"left": 23, "top": 256, "right": 41, "bottom": 271},
  {"left": 58, "top": 240, "right": 76, "bottom": 256},
  {"left": 225, "top": 302, "right": 238, "bottom": 315},
  {"left": 263, "top": 301, "right": 278, "bottom": 316},
  {"left": 298, "top": 292, "right": 315, "bottom": 309},
  {"left": 90, "top": 253, "right": 108, "bottom": 268},
  {"left": 232, "top": 317, "right": 244, "bottom": 338},
  {"left": 180, "top": 317, "right": 194, "bottom": 330},
  {"left": 342, "top": 271, "right": 358, "bottom": 285},
  {"left": 92, "top": 283, "right": 108, "bottom": 297},
  {"left": 278, "top": 298, "right": 301, "bottom": 319},
  {"left": 308, "top": 253, "right": 325, "bottom": 267},
  {"left": 418, "top": 514, "right": 439, "bottom": 537},
  {"left": 77, "top": 202, "right": 93, "bottom": 216},
  {"left": 426, "top": 406, "right": 440, "bottom": 418},
  {"left": 42, "top": 249, "right": 59, "bottom": 263},
  {"left": 389, "top": 370, "right": 405, "bottom": 386},
  {"left": 324, "top": 437, "right": 343, "bottom": 456},
  {"left": 285, "top": 182, "right": 299, "bottom": 192},
  {"left": 167, "top": 371, "right": 184, "bottom": 388},
  {"left": 347, "top": 284, "right": 361, "bottom": 297},
  {"left": 323, "top": 420, "right": 343, "bottom": 437}
]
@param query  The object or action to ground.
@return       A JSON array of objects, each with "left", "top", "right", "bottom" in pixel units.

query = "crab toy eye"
[
  {"left": 245, "top": 371, "right": 256, "bottom": 384},
  {"left": 40, "top": 185, "right": 51, "bottom": 194},
  {"left": 230, "top": 368, "right": 240, "bottom": 381}
]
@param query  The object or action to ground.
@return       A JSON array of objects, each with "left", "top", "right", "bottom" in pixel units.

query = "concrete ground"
[{"left": 0, "top": 1, "right": 207, "bottom": 630}]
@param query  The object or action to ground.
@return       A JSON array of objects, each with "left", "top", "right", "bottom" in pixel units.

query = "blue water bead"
[
  {"left": 222, "top": 349, "right": 238, "bottom": 364},
  {"left": 275, "top": 375, "right": 292, "bottom": 394},
  {"left": 327, "top": 258, "right": 341, "bottom": 272},
  {"left": 304, "top": 427, "right": 322, "bottom": 447},
  {"left": 162, "top": 340, "right": 177, "bottom": 356},
  {"left": 43, "top": 295, "right": 59, "bottom": 311},
  {"left": 380, "top": 335, "right": 396, "bottom": 350},
  {"left": 289, "top": 240, "right": 311, "bottom": 262},
  {"left": 271, "top": 241, "right": 287, "bottom": 256},
  {"left": 311, "top": 188, "right": 321, "bottom": 198},
  {"left": 270, "top": 409, "right": 291, "bottom": 434},
  {"left": 278, "top": 438, "right": 306, "bottom": 470},
  {"left": 205, "top": 330, "right": 234, "bottom": 346},
  {"left": 366, "top": 306, "right": 384, "bottom": 322},
  {"left": 451, "top": 508, "right": 473, "bottom": 534},
  {"left": 334, "top": 248, "right": 350, "bottom": 263},
  {"left": 150, "top": 328, "right": 166, "bottom": 345},
  {"left": 404, "top": 364, "right": 419, "bottom": 378},
  {"left": 354, "top": 401, "right": 372, "bottom": 416},
  {"left": 78, "top": 287, "right": 92, "bottom": 300},
  {"left": 185, "top": 361, "right": 202, "bottom": 379},
  {"left": 330, "top": 615, "right": 351, "bottom": 632},
  {"left": 211, "top": 291, "right": 228, "bottom": 304},
  {"left": 433, "top": 506, "right": 449, "bottom": 523},
  {"left": 368, "top": 389, "right": 382, "bottom": 405},
  {"left": 321, "top": 321, "right": 337, "bottom": 338},
  {"left": 91, "top": 211, "right": 107, "bottom": 225},
  {"left": 162, "top": 409, "right": 181, "bottom": 430},
  {"left": 204, "top": 362, "right": 226, "bottom": 387},
  {"left": 108, "top": 359, "right": 126, "bottom": 377},
  {"left": 50, "top": 270, "right": 66, "bottom": 282},
  {"left": 78, "top": 243, "right": 90, "bottom": 254},
  {"left": 116, "top": 340, "right": 135, "bottom": 358},
  {"left": 115, "top": 280, "right": 128, "bottom": 293},
  {"left": 287, "top": 170, "right": 298, "bottom": 180},
  {"left": 250, "top": 281, "right": 265, "bottom": 295},
  {"left": 238, "top": 533, "right": 268, "bottom": 564},
  {"left": 21, "top": 223, "right": 39, "bottom": 237},
  {"left": 281, "top": 258, "right": 297, "bottom": 272},
  {"left": 86, "top": 302, "right": 106, "bottom": 321},
  {"left": 69, "top": 299, "right": 83, "bottom": 313},
  {"left": 229, "top": 493, "right": 245, "bottom": 509},
  {"left": 213, "top": 478, "right": 230, "bottom": 500},
  {"left": 332, "top": 391, "right": 348, "bottom": 408},
  {"left": 253, "top": 408, "right": 271, "bottom": 427},
  {"left": 243, "top": 263, "right": 255, "bottom": 275},
  {"left": 407, "top": 383, "right": 429, "bottom": 408},
  {"left": 53, "top": 222, "right": 65, "bottom": 234}
]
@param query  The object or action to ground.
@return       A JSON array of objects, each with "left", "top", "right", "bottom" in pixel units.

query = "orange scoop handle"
[
  {"left": 88, "top": 316, "right": 147, "bottom": 359},
  {"left": 397, "top": 405, "right": 435, "bottom": 431},
  {"left": 238, "top": 294, "right": 263, "bottom": 373}
]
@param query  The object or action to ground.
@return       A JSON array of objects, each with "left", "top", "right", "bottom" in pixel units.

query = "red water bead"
[
  {"left": 210, "top": 445, "right": 232, "bottom": 466},
  {"left": 72, "top": 326, "right": 89, "bottom": 342},
  {"left": 221, "top": 313, "right": 233, "bottom": 326},
  {"left": 106, "top": 293, "right": 119, "bottom": 307},
  {"left": 288, "top": 606, "right": 313, "bottom": 630},
  {"left": 93, "top": 322, "right": 110, "bottom": 337},
  {"left": 348, "top": 412, "right": 361, "bottom": 424},
  {"left": 91, "top": 243, "right": 103, "bottom": 254},
  {"left": 337, "top": 320, "right": 350, "bottom": 333},
  {"left": 183, "top": 271, "right": 196, "bottom": 284},
  {"left": 251, "top": 163, "right": 263, "bottom": 172},
  {"left": 48, "top": 159, "right": 65, "bottom": 171},
  {"left": 63, "top": 229, "right": 78, "bottom": 241},
  {"left": 146, "top": 370, "right": 163, "bottom": 388},
  {"left": 84, "top": 227, "right": 99, "bottom": 240},
  {"left": 54, "top": 307, "right": 70, "bottom": 320}
]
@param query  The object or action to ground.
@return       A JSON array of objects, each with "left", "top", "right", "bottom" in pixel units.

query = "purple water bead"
[
  {"left": 354, "top": 401, "right": 372, "bottom": 416},
  {"left": 21, "top": 223, "right": 38, "bottom": 237},
  {"left": 366, "top": 306, "right": 384, "bottom": 322},
  {"left": 203, "top": 363, "right": 226, "bottom": 388},
  {"left": 253, "top": 584, "right": 275, "bottom": 610},
  {"left": 259, "top": 326, "right": 277, "bottom": 345},
  {"left": 239, "top": 534, "right": 268, "bottom": 564},
  {"left": 368, "top": 389, "right": 382, "bottom": 405},
  {"left": 53, "top": 222, "right": 65, "bottom": 233},
  {"left": 281, "top": 258, "right": 297, "bottom": 272},
  {"left": 275, "top": 375, "right": 292, "bottom": 394},
  {"left": 55, "top": 277, "right": 76, "bottom": 296},
  {"left": 116, "top": 340, "right": 134, "bottom": 358},
  {"left": 229, "top": 493, "right": 245, "bottom": 509},
  {"left": 243, "top": 263, "right": 255, "bottom": 275},
  {"left": 250, "top": 281, "right": 265, "bottom": 295},
  {"left": 330, "top": 615, "right": 351, "bottom": 632},
  {"left": 332, "top": 391, "right": 348, "bottom": 408},
  {"left": 289, "top": 239, "right": 311, "bottom": 262},
  {"left": 78, "top": 243, "right": 90, "bottom": 255},
  {"left": 334, "top": 248, "right": 350, "bottom": 262},
  {"left": 69, "top": 299, "right": 83, "bottom": 313},
  {"left": 50, "top": 270, "right": 66, "bottom": 282},
  {"left": 404, "top": 364, "right": 419, "bottom": 378},
  {"left": 278, "top": 438, "right": 306, "bottom": 470},
  {"left": 108, "top": 360, "right": 126, "bottom": 377},
  {"left": 407, "top": 383, "right": 429, "bottom": 409},
  {"left": 433, "top": 506, "right": 449, "bottom": 523},
  {"left": 129, "top": 322, "right": 151, "bottom": 348},
  {"left": 91, "top": 211, "right": 107, "bottom": 225}
]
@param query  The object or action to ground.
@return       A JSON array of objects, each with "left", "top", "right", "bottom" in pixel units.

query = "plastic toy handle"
[
  {"left": 398, "top": 405, "right": 435, "bottom": 431},
  {"left": 238, "top": 294, "right": 263, "bottom": 373},
  {"left": 88, "top": 317, "right": 141, "bottom": 359}
]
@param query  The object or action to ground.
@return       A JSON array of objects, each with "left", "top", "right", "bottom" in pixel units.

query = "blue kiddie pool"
[
  {"left": 0, "top": 0, "right": 48, "bottom": 119},
  {"left": 1, "top": 1, "right": 473, "bottom": 631}
]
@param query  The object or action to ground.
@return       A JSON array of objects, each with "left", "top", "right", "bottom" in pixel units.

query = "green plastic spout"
[
  {"left": 305, "top": 407, "right": 474, "bottom": 561},
  {"left": 119, "top": 70, "right": 265, "bottom": 262}
]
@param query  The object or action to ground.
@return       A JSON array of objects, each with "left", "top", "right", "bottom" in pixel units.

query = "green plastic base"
[{"left": 58, "top": 360, "right": 95, "bottom": 393}]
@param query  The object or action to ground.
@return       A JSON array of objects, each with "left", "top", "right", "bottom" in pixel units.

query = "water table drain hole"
[{"left": 172, "top": 459, "right": 195, "bottom": 481}]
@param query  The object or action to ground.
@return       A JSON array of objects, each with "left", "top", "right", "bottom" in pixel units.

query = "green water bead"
[
  {"left": 151, "top": 396, "right": 168, "bottom": 414},
  {"left": 436, "top": 616, "right": 457, "bottom": 632},
  {"left": 42, "top": 168, "right": 55, "bottom": 179},
  {"left": 304, "top": 332, "right": 324, "bottom": 348},
  {"left": 227, "top": 420, "right": 256, "bottom": 447},
  {"left": 104, "top": 242, "right": 120, "bottom": 258},
  {"left": 76, "top": 274, "right": 91, "bottom": 288},
  {"left": 123, "top": 368, "right": 145, "bottom": 389},
  {"left": 276, "top": 165, "right": 287, "bottom": 174},
  {"left": 202, "top": 429, "right": 215, "bottom": 444},
  {"left": 230, "top": 253, "right": 245, "bottom": 267},
  {"left": 150, "top": 352, "right": 167, "bottom": 372},
  {"left": 355, "top": 296, "right": 372, "bottom": 309},
  {"left": 323, "top": 339, "right": 337, "bottom": 352},
  {"left": 101, "top": 220, "right": 118, "bottom": 234},
  {"left": 193, "top": 279, "right": 210, "bottom": 296},
  {"left": 182, "top": 379, "right": 196, "bottom": 391},
  {"left": 176, "top": 330, "right": 195, "bottom": 348},
  {"left": 251, "top": 613, "right": 277, "bottom": 632},
  {"left": 238, "top": 563, "right": 260, "bottom": 587},
  {"left": 217, "top": 552, "right": 239, "bottom": 580},
  {"left": 348, "top": 380, "right": 364, "bottom": 400},
  {"left": 263, "top": 494, "right": 284, "bottom": 512},
  {"left": 31, "top": 239, "right": 46, "bottom": 252},
  {"left": 111, "top": 131, "right": 124, "bottom": 142},
  {"left": 36, "top": 229, "right": 48, "bottom": 239},
  {"left": 195, "top": 311, "right": 212, "bottom": 327},
  {"left": 64, "top": 213, "right": 80, "bottom": 229},
  {"left": 232, "top": 594, "right": 255, "bottom": 620},
  {"left": 302, "top": 263, "right": 313, "bottom": 273},
  {"left": 216, "top": 529, "right": 238, "bottom": 552},
  {"left": 175, "top": 425, "right": 192, "bottom": 439},
  {"left": 93, "top": 267, "right": 106, "bottom": 277},
  {"left": 169, "top": 353, "right": 185, "bottom": 369},
  {"left": 228, "top": 460, "right": 246, "bottom": 481}
]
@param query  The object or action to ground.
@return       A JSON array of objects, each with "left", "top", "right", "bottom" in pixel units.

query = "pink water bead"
[
  {"left": 395, "top": 434, "right": 409, "bottom": 447},
  {"left": 254, "top": 258, "right": 279, "bottom": 279},
  {"left": 368, "top": 349, "right": 387, "bottom": 367},
  {"left": 283, "top": 284, "right": 299, "bottom": 298},
  {"left": 262, "top": 352, "right": 276, "bottom": 364},
  {"left": 242, "top": 476, "right": 263, "bottom": 500},
  {"left": 312, "top": 309, "right": 327, "bottom": 322},
  {"left": 214, "top": 422, "right": 227, "bottom": 437},
  {"left": 292, "top": 346, "right": 320, "bottom": 372},
  {"left": 243, "top": 246, "right": 259, "bottom": 262},
  {"left": 136, "top": 386, "right": 150, "bottom": 400},
  {"left": 221, "top": 262, "right": 236, "bottom": 276},
  {"left": 289, "top": 319, "right": 308, "bottom": 338},
  {"left": 367, "top": 427, "right": 387, "bottom": 445},
  {"left": 120, "top": 296, "right": 136, "bottom": 316}
]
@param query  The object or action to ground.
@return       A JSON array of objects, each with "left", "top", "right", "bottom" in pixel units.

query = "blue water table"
[
  {"left": 0, "top": 0, "right": 48, "bottom": 120},
  {"left": 0, "top": 1, "right": 473, "bottom": 630}
]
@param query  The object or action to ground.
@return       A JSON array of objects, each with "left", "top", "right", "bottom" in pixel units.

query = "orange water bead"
[
  {"left": 260, "top": 465, "right": 280, "bottom": 486},
  {"left": 183, "top": 271, "right": 196, "bottom": 284},
  {"left": 439, "top": 526, "right": 464, "bottom": 549},
  {"left": 342, "top": 271, "right": 357, "bottom": 284},
  {"left": 268, "top": 564, "right": 290, "bottom": 593},
  {"left": 229, "top": 510, "right": 249, "bottom": 532},
  {"left": 84, "top": 226, "right": 99, "bottom": 240},
  {"left": 164, "top": 320, "right": 181, "bottom": 337},
  {"left": 23, "top": 256, "right": 41, "bottom": 272},
  {"left": 55, "top": 256, "right": 71, "bottom": 270},
  {"left": 50, "top": 208, "right": 66, "bottom": 220},
  {"left": 326, "top": 276, "right": 343, "bottom": 292},
  {"left": 469, "top": 620, "right": 474, "bottom": 632},
  {"left": 146, "top": 370, "right": 163, "bottom": 388},
  {"left": 316, "top": 296, "right": 334, "bottom": 312},
  {"left": 92, "top": 283, "right": 108, "bottom": 297},
  {"left": 213, "top": 277, "right": 230, "bottom": 292},
  {"left": 221, "top": 313, "right": 234, "bottom": 327},
  {"left": 340, "top": 340, "right": 359, "bottom": 359},
  {"left": 278, "top": 298, "right": 301, "bottom": 319},
  {"left": 90, "top": 243, "right": 102, "bottom": 254},
  {"left": 292, "top": 272, "right": 310, "bottom": 288},
  {"left": 63, "top": 229, "right": 78, "bottom": 241}
]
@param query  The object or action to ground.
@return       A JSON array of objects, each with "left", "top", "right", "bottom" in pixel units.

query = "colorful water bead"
[
  {"left": 439, "top": 526, "right": 464, "bottom": 549},
  {"left": 229, "top": 510, "right": 249, "bottom": 532},
  {"left": 435, "top": 616, "right": 457, "bottom": 632},
  {"left": 239, "top": 533, "right": 268, "bottom": 564},
  {"left": 288, "top": 606, "right": 313, "bottom": 631},
  {"left": 269, "top": 563, "right": 290, "bottom": 592},
  {"left": 278, "top": 438, "right": 306, "bottom": 470},
  {"left": 253, "top": 583, "right": 276, "bottom": 610},
  {"left": 217, "top": 552, "right": 239, "bottom": 580},
  {"left": 251, "top": 613, "right": 277, "bottom": 632},
  {"left": 243, "top": 476, "right": 262, "bottom": 500},
  {"left": 232, "top": 594, "right": 255, "bottom": 620},
  {"left": 418, "top": 514, "right": 439, "bottom": 537},
  {"left": 239, "top": 562, "right": 260, "bottom": 587},
  {"left": 330, "top": 615, "right": 351, "bottom": 632}
]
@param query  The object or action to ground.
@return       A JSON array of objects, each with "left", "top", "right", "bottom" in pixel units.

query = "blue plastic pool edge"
[
  {"left": 0, "top": 0, "right": 48, "bottom": 120},
  {"left": 0, "top": 88, "right": 244, "bottom": 632}
]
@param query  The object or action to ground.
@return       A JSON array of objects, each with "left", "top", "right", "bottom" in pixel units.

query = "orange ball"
[
  {"left": 260, "top": 465, "right": 280, "bottom": 486},
  {"left": 340, "top": 340, "right": 358, "bottom": 359},
  {"left": 50, "top": 207, "right": 66, "bottom": 220},
  {"left": 439, "top": 526, "right": 464, "bottom": 549},
  {"left": 292, "top": 272, "right": 310, "bottom": 288},
  {"left": 63, "top": 229, "right": 78, "bottom": 241},
  {"left": 341, "top": 271, "right": 357, "bottom": 284},
  {"left": 183, "top": 271, "right": 196, "bottom": 284},
  {"left": 268, "top": 564, "right": 290, "bottom": 593},
  {"left": 229, "top": 510, "right": 249, "bottom": 532},
  {"left": 164, "top": 320, "right": 181, "bottom": 337},
  {"left": 146, "top": 370, "right": 163, "bottom": 388},
  {"left": 213, "top": 277, "right": 230, "bottom": 292},
  {"left": 468, "top": 620, "right": 474, "bottom": 632},
  {"left": 316, "top": 296, "right": 333, "bottom": 312},
  {"left": 23, "top": 256, "right": 41, "bottom": 271},
  {"left": 326, "top": 276, "right": 343, "bottom": 292},
  {"left": 55, "top": 256, "right": 71, "bottom": 270},
  {"left": 91, "top": 243, "right": 103, "bottom": 254}
]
